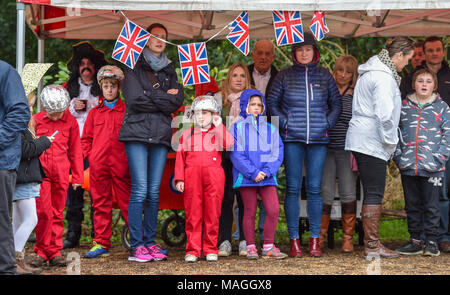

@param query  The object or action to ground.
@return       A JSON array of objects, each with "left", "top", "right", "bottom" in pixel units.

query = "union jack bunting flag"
[
  {"left": 229, "top": 11, "right": 247, "bottom": 31},
  {"left": 272, "top": 11, "right": 304, "bottom": 46},
  {"left": 226, "top": 11, "right": 250, "bottom": 56},
  {"left": 112, "top": 20, "right": 150, "bottom": 69},
  {"left": 310, "top": 11, "right": 329, "bottom": 41},
  {"left": 178, "top": 42, "right": 210, "bottom": 86}
]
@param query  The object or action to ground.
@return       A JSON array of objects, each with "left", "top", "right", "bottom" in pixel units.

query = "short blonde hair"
[
  {"left": 100, "top": 77, "right": 120, "bottom": 87},
  {"left": 332, "top": 55, "right": 358, "bottom": 89}
]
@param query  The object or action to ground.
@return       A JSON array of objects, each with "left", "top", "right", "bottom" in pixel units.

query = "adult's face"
[
  {"left": 229, "top": 66, "right": 247, "bottom": 93},
  {"left": 411, "top": 46, "right": 425, "bottom": 69},
  {"left": 393, "top": 50, "right": 414, "bottom": 72},
  {"left": 79, "top": 58, "right": 95, "bottom": 83},
  {"left": 251, "top": 40, "right": 276, "bottom": 74},
  {"left": 147, "top": 27, "right": 167, "bottom": 57},
  {"left": 424, "top": 40, "right": 446, "bottom": 66},
  {"left": 295, "top": 45, "right": 315, "bottom": 65},
  {"left": 334, "top": 63, "right": 353, "bottom": 88}
]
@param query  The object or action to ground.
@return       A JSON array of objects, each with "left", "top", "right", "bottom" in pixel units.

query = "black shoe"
[
  {"left": 423, "top": 241, "right": 440, "bottom": 257},
  {"left": 63, "top": 239, "right": 80, "bottom": 249},
  {"left": 396, "top": 239, "right": 423, "bottom": 255},
  {"left": 49, "top": 256, "right": 66, "bottom": 267}
]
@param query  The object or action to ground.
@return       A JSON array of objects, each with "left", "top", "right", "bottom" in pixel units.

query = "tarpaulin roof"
[{"left": 19, "top": 1, "right": 450, "bottom": 40}]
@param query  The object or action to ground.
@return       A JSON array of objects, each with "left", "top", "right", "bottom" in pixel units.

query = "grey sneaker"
[
  {"left": 423, "top": 241, "right": 440, "bottom": 257},
  {"left": 206, "top": 253, "right": 218, "bottom": 261},
  {"left": 261, "top": 246, "right": 288, "bottom": 259},
  {"left": 184, "top": 254, "right": 198, "bottom": 263},
  {"left": 239, "top": 240, "right": 248, "bottom": 256},
  {"left": 218, "top": 240, "right": 232, "bottom": 257}
]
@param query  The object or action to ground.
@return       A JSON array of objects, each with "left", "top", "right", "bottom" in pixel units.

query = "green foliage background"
[{"left": 4, "top": 4, "right": 450, "bottom": 243}]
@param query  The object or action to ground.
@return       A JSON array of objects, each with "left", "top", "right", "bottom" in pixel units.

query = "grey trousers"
[
  {"left": 0, "top": 170, "right": 17, "bottom": 275},
  {"left": 321, "top": 149, "right": 357, "bottom": 206}
]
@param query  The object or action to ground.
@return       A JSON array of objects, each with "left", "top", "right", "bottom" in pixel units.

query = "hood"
[
  {"left": 358, "top": 55, "right": 392, "bottom": 76},
  {"left": 239, "top": 89, "right": 266, "bottom": 119},
  {"left": 292, "top": 32, "right": 320, "bottom": 65}
]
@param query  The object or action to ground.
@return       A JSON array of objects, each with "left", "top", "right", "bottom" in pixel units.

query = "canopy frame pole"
[{"left": 16, "top": 2, "right": 26, "bottom": 72}]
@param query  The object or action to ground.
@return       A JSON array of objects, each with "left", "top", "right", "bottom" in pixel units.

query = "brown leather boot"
[
  {"left": 362, "top": 205, "right": 399, "bottom": 258},
  {"left": 341, "top": 201, "right": 356, "bottom": 253},
  {"left": 319, "top": 204, "right": 332, "bottom": 249},
  {"left": 15, "top": 251, "right": 32, "bottom": 275},
  {"left": 289, "top": 238, "right": 302, "bottom": 258}
]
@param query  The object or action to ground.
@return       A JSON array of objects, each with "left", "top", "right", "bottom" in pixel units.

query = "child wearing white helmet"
[
  {"left": 174, "top": 95, "right": 235, "bottom": 262},
  {"left": 81, "top": 65, "right": 132, "bottom": 259},
  {"left": 32, "top": 85, "right": 84, "bottom": 267}
]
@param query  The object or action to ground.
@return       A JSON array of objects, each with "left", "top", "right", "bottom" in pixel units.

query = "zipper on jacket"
[
  {"left": 414, "top": 108, "right": 422, "bottom": 176},
  {"left": 306, "top": 67, "right": 310, "bottom": 144}
]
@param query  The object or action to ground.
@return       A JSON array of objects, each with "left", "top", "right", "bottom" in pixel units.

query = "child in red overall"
[
  {"left": 82, "top": 65, "right": 131, "bottom": 258},
  {"left": 33, "top": 85, "right": 83, "bottom": 267},
  {"left": 175, "top": 96, "right": 234, "bottom": 262}
]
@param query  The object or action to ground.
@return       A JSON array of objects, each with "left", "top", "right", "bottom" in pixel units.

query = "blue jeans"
[
  {"left": 284, "top": 143, "right": 327, "bottom": 239},
  {"left": 439, "top": 159, "right": 450, "bottom": 243},
  {"left": 125, "top": 142, "right": 168, "bottom": 250}
]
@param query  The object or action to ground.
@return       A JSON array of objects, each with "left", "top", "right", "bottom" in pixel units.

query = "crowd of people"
[{"left": 0, "top": 23, "right": 449, "bottom": 274}]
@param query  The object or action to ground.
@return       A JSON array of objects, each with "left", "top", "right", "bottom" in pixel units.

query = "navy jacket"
[
  {"left": 267, "top": 33, "right": 341, "bottom": 144},
  {"left": 230, "top": 89, "right": 284, "bottom": 188},
  {"left": 17, "top": 129, "right": 50, "bottom": 184},
  {"left": 0, "top": 60, "right": 31, "bottom": 171},
  {"left": 118, "top": 54, "right": 184, "bottom": 148}
]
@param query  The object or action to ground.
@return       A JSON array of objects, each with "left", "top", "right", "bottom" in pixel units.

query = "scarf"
[
  {"left": 143, "top": 47, "right": 170, "bottom": 72},
  {"left": 227, "top": 91, "right": 243, "bottom": 124},
  {"left": 378, "top": 49, "right": 402, "bottom": 86}
]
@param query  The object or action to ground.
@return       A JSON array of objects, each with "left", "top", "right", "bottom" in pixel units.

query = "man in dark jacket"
[
  {"left": 400, "top": 37, "right": 450, "bottom": 253},
  {"left": 248, "top": 40, "right": 278, "bottom": 105},
  {"left": 0, "top": 60, "right": 31, "bottom": 274}
]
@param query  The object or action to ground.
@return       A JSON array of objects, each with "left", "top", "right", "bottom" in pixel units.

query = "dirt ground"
[{"left": 26, "top": 241, "right": 449, "bottom": 276}]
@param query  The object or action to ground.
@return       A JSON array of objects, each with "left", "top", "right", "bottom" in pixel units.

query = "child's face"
[
  {"left": 414, "top": 73, "right": 435, "bottom": 98},
  {"left": 247, "top": 96, "right": 263, "bottom": 117},
  {"left": 194, "top": 110, "right": 213, "bottom": 129},
  {"left": 46, "top": 111, "right": 64, "bottom": 121},
  {"left": 101, "top": 80, "right": 120, "bottom": 101}
]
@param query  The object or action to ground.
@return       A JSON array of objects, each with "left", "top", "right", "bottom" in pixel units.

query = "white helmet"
[
  {"left": 97, "top": 65, "right": 124, "bottom": 85},
  {"left": 190, "top": 95, "right": 220, "bottom": 118},
  {"left": 40, "top": 84, "right": 70, "bottom": 114}
]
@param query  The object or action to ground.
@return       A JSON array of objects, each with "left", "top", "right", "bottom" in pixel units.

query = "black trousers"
[
  {"left": 0, "top": 170, "right": 17, "bottom": 274},
  {"left": 353, "top": 152, "right": 388, "bottom": 205},
  {"left": 218, "top": 154, "right": 245, "bottom": 245},
  {"left": 401, "top": 175, "right": 441, "bottom": 242},
  {"left": 65, "top": 160, "right": 91, "bottom": 241}
]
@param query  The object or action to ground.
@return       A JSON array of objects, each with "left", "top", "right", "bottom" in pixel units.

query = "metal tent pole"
[
  {"left": 16, "top": 2, "right": 26, "bottom": 73},
  {"left": 37, "top": 37, "right": 45, "bottom": 112}
]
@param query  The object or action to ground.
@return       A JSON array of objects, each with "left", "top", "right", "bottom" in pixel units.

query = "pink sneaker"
[
  {"left": 128, "top": 246, "right": 154, "bottom": 262},
  {"left": 147, "top": 245, "right": 168, "bottom": 261}
]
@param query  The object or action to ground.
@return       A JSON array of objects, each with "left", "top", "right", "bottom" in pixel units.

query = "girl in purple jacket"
[{"left": 230, "top": 89, "right": 286, "bottom": 259}]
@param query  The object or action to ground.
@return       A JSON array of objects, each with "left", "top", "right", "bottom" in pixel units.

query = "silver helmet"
[
  {"left": 190, "top": 95, "right": 220, "bottom": 118},
  {"left": 40, "top": 84, "right": 70, "bottom": 114}
]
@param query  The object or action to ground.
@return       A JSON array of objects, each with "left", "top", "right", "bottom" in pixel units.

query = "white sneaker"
[
  {"left": 218, "top": 240, "right": 232, "bottom": 257},
  {"left": 206, "top": 253, "right": 218, "bottom": 261},
  {"left": 184, "top": 254, "right": 198, "bottom": 263},
  {"left": 239, "top": 240, "right": 248, "bottom": 256}
]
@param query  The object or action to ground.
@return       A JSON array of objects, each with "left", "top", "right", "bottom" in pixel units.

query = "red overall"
[
  {"left": 33, "top": 111, "right": 84, "bottom": 260},
  {"left": 174, "top": 124, "right": 234, "bottom": 257},
  {"left": 81, "top": 98, "right": 130, "bottom": 250}
]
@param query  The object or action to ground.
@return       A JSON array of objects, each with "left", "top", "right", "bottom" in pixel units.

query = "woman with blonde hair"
[
  {"left": 320, "top": 55, "right": 359, "bottom": 253},
  {"left": 214, "top": 62, "right": 253, "bottom": 257}
]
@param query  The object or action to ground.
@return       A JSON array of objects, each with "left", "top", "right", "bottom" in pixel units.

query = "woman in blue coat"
[
  {"left": 267, "top": 33, "right": 341, "bottom": 257},
  {"left": 230, "top": 89, "right": 286, "bottom": 259}
]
